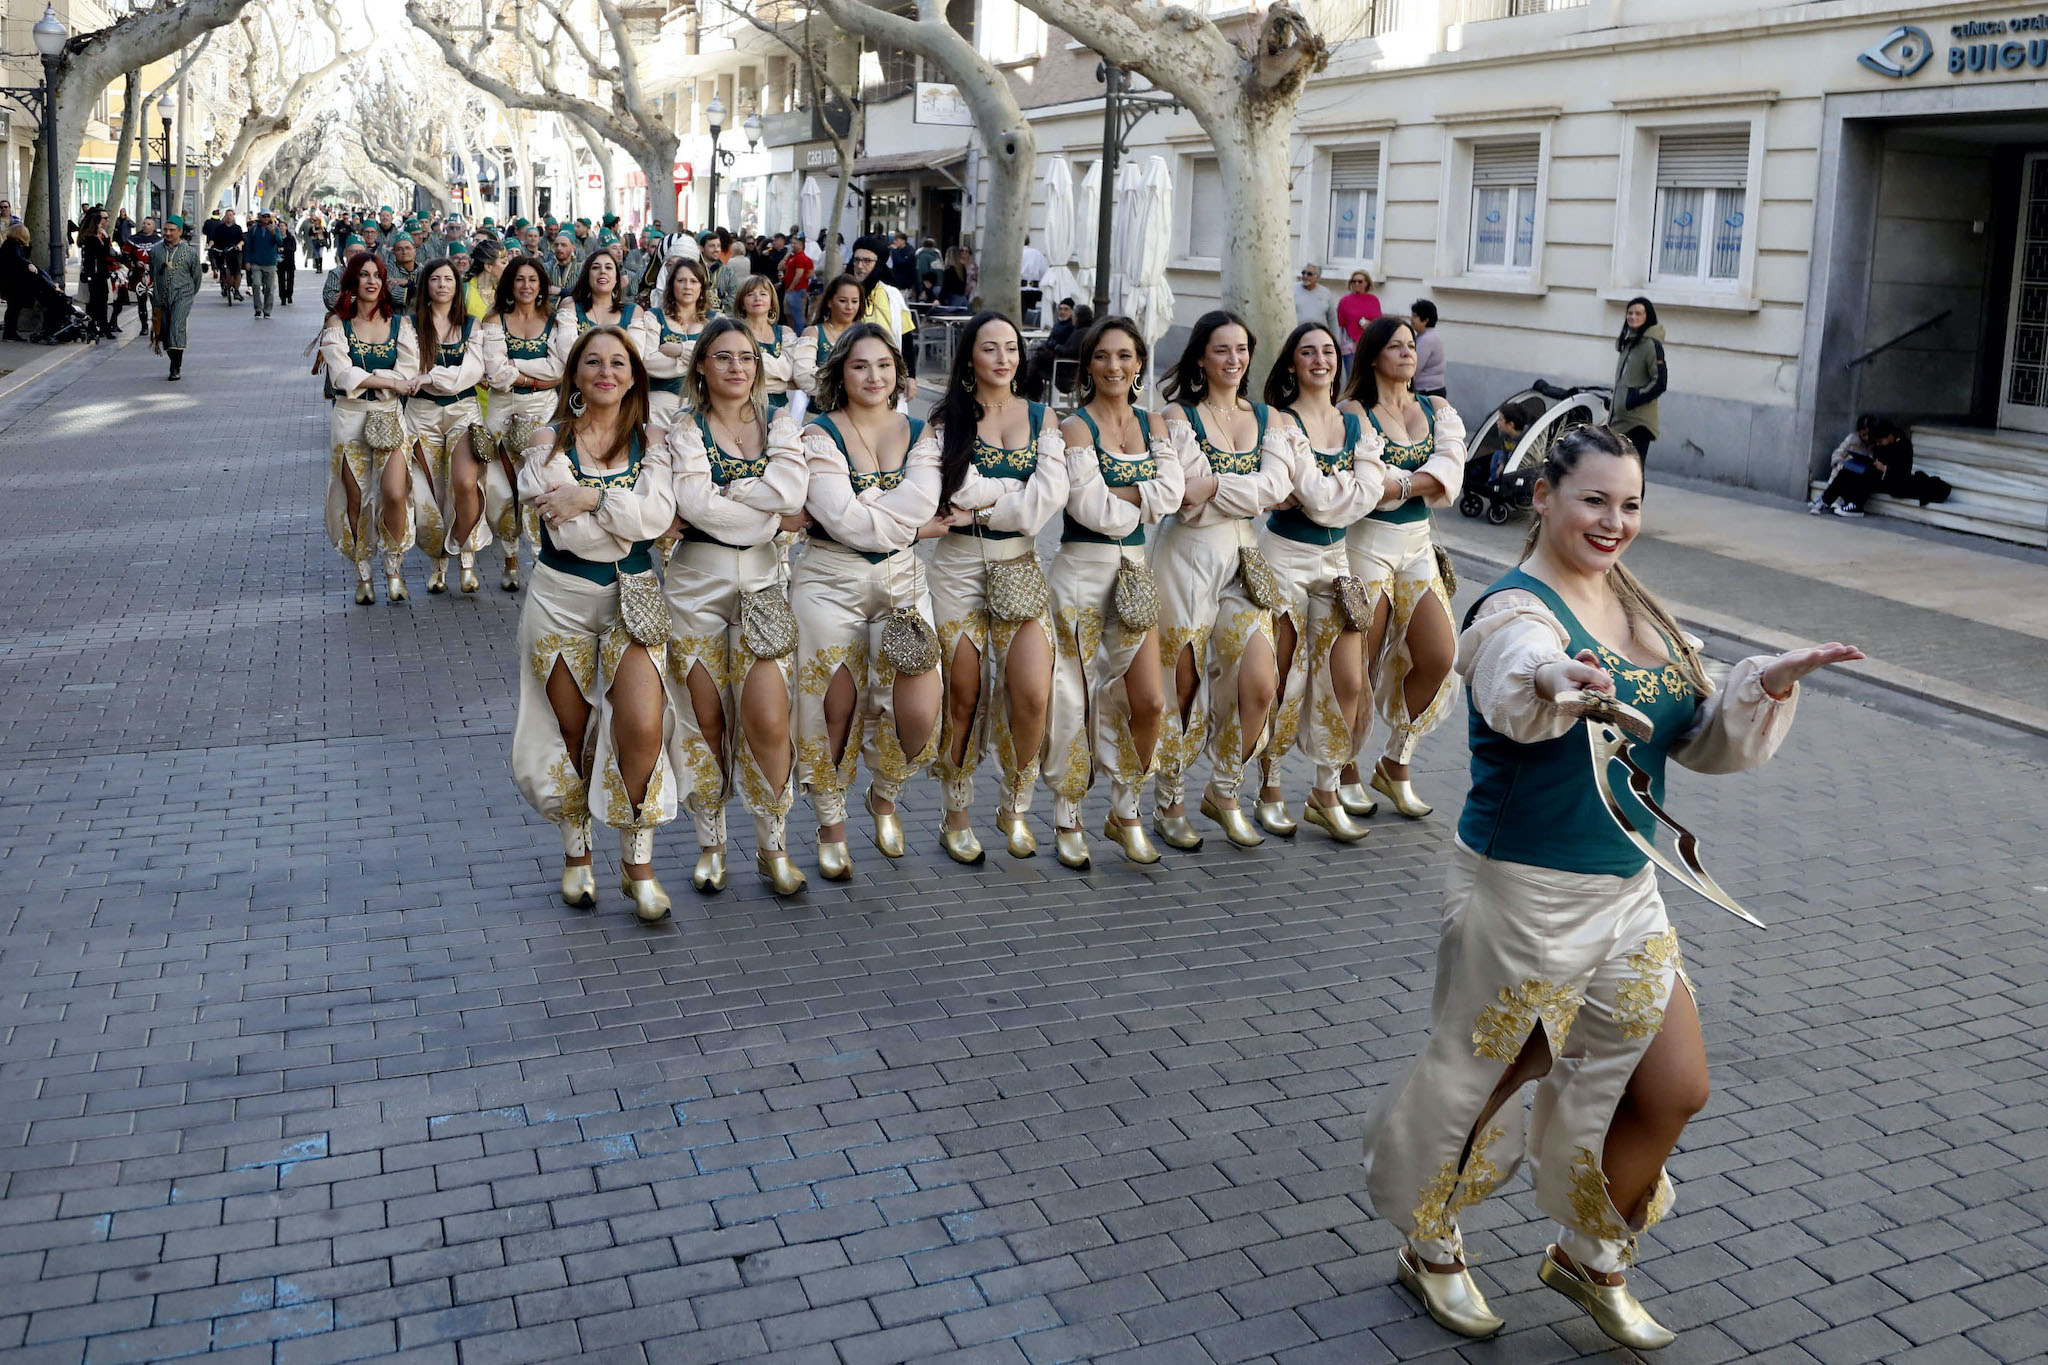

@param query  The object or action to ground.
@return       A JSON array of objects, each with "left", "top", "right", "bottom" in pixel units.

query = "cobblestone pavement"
[{"left": 4, "top": 286, "right": 2048, "bottom": 1365}]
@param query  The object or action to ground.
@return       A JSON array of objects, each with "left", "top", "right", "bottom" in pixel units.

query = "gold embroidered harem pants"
[
  {"left": 1153, "top": 518, "right": 1274, "bottom": 807},
  {"left": 1360, "top": 844, "right": 1688, "bottom": 1276},
  {"left": 789, "top": 541, "right": 941, "bottom": 828},
  {"left": 1043, "top": 543, "right": 1157, "bottom": 829},
  {"left": 512, "top": 562, "right": 680, "bottom": 846},
  {"left": 929, "top": 532, "right": 1057, "bottom": 818},
  {"left": 1347, "top": 517, "right": 1458, "bottom": 766},
  {"left": 485, "top": 388, "right": 559, "bottom": 555},
  {"left": 405, "top": 395, "right": 484, "bottom": 561},
  {"left": 1258, "top": 531, "right": 1363, "bottom": 793},
  {"left": 325, "top": 397, "right": 424, "bottom": 568},
  {"left": 662, "top": 539, "right": 797, "bottom": 854}
]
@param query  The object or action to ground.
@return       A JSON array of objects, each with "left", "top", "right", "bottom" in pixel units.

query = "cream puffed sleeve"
[
  {"left": 791, "top": 331, "right": 825, "bottom": 397},
  {"left": 760, "top": 330, "right": 797, "bottom": 396},
  {"left": 1416, "top": 397, "right": 1467, "bottom": 509},
  {"left": 802, "top": 420, "right": 940, "bottom": 554},
  {"left": 933, "top": 421, "right": 1072, "bottom": 535},
  {"left": 319, "top": 318, "right": 420, "bottom": 396},
  {"left": 1162, "top": 410, "right": 1216, "bottom": 497},
  {"left": 544, "top": 301, "right": 581, "bottom": 374},
  {"left": 1456, "top": 589, "right": 1582, "bottom": 746},
  {"left": 626, "top": 308, "right": 665, "bottom": 372},
  {"left": 667, "top": 412, "right": 807, "bottom": 547},
  {"left": 1670, "top": 652, "right": 1798, "bottom": 774},
  {"left": 471, "top": 320, "right": 517, "bottom": 390},
  {"left": 1204, "top": 413, "right": 1297, "bottom": 519},
  {"left": 415, "top": 326, "right": 486, "bottom": 397},
  {"left": 1060, "top": 422, "right": 1186, "bottom": 539},
  {"left": 1285, "top": 420, "right": 1388, "bottom": 527},
  {"left": 639, "top": 312, "right": 691, "bottom": 384},
  {"left": 519, "top": 428, "right": 677, "bottom": 561}
]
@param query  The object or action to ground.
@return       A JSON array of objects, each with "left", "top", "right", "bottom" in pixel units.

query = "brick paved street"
[{"left": 3, "top": 289, "right": 2047, "bottom": 1365}]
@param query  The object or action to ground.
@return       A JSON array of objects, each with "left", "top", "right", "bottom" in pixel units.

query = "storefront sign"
[
  {"left": 803, "top": 146, "right": 841, "bottom": 169},
  {"left": 1858, "top": 17, "right": 2048, "bottom": 76},
  {"left": 915, "top": 83, "right": 973, "bottom": 127}
]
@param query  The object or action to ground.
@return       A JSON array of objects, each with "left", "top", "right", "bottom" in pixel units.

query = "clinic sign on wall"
[{"left": 1857, "top": 16, "right": 2048, "bottom": 77}]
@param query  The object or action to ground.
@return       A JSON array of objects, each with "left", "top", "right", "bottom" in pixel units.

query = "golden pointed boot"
[
  {"left": 353, "top": 562, "right": 375, "bottom": 606},
  {"left": 817, "top": 838, "right": 853, "bottom": 882},
  {"left": 1303, "top": 800, "right": 1369, "bottom": 844},
  {"left": 1200, "top": 792, "right": 1265, "bottom": 848},
  {"left": 997, "top": 811, "right": 1037, "bottom": 859},
  {"left": 459, "top": 552, "right": 480, "bottom": 594},
  {"left": 940, "top": 825, "right": 985, "bottom": 866},
  {"left": 1053, "top": 829, "right": 1090, "bottom": 870},
  {"left": 1255, "top": 797, "right": 1298, "bottom": 837},
  {"left": 865, "top": 791, "right": 906, "bottom": 858},
  {"left": 558, "top": 822, "right": 596, "bottom": 908},
  {"left": 501, "top": 558, "right": 520, "bottom": 591},
  {"left": 757, "top": 850, "right": 806, "bottom": 895},
  {"left": 620, "top": 829, "right": 670, "bottom": 922},
  {"left": 1538, "top": 1247, "right": 1674, "bottom": 1350},
  {"left": 1152, "top": 811, "right": 1204, "bottom": 851},
  {"left": 1395, "top": 1248, "right": 1503, "bottom": 1339},
  {"left": 1101, "top": 817, "right": 1160, "bottom": 865},
  {"left": 1371, "top": 760, "right": 1431, "bottom": 818},
  {"left": 1337, "top": 781, "right": 1378, "bottom": 817},
  {"left": 426, "top": 559, "right": 449, "bottom": 594},
  {"left": 384, "top": 552, "right": 408, "bottom": 603},
  {"left": 691, "top": 849, "right": 727, "bottom": 893}
]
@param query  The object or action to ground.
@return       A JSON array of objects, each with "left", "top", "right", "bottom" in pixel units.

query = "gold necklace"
[
  {"left": 708, "top": 406, "right": 758, "bottom": 459},
  {"left": 1200, "top": 395, "right": 1245, "bottom": 448},
  {"left": 843, "top": 410, "right": 895, "bottom": 471},
  {"left": 1094, "top": 403, "right": 1141, "bottom": 454}
]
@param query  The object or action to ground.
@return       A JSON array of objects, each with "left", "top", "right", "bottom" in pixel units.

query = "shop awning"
[{"left": 851, "top": 147, "right": 967, "bottom": 185}]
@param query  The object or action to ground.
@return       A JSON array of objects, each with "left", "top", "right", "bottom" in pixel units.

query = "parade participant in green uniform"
[
  {"left": 150, "top": 216, "right": 203, "bottom": 382},
  {"left": 387, "top": 234, "right": 420, "bottom": 310}
]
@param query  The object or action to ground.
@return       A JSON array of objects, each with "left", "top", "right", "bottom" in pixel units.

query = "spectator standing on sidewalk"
[
  {"left": 279, "top": 220, "right": 298, "bottom": 308},
  {"left": 1410, "top": 299, "right": 1447, "bottom": 400},
  {"left": 780, "top": 235, "right": 814, "bottom": 325},
  {"left": 246, "top": 209, "right": 282, "bottom": 318},
  {"left": 115, "top": 208, "right": 134, "bottom": 246},
  {"left": 1610, "top": 296, "right": 1666, "bottom": 460},
  {"left": 1, "top": 224, "right": 43, "bottom": 342},
  {"left": 78, "top": 208, "right": 116, "bottom": 336},
  {"left": 1293, "top": 264, "right": 1339, "bottom": 334},
  {"left": 1337, "top": 271, "right": 1380, "bottom": 378}
]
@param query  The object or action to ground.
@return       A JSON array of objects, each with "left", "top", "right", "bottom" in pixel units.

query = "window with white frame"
[
  {"left": 1186, "top": 156, "right": 1224, "bottom": 259},
  {"left": 1327, "top": 148, "right": 1379, "bottom": 264},
  {"left": 978, "top": 0, "right": 1046, "bottom": 64},
  {"left": 1469, "top": 139, "right": 1538, "bottom": 271},
  {"left": 1651, "top": 130, "right": 1747, "bottom": 285}
]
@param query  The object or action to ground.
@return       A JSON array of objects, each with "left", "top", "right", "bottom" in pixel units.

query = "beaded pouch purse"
[
  {"left": 469, "top": 423, "right": 499, "bottom": 465},
  {"left": 741, "top": 586, "right": 798, "bottom": 660},
  {"left": 1433, "top": 542, "right": 1459, "bottom": 596},
  {"left": 1233, "top": 520, "right": 1287, "bottom": 612},
  {"left": 615, "top": 561, "right": 672, "bottom": 648},
  {"left": 1112, "top": 547, "right": 1158, "bottom": 632},
  {"left": 975, "top": 512, "right": 1051, "bottom": 623},
  {"left": 878, "top": 549, "right": 939, "bottom": 676},
  {"left": 362, "top": 403, "right": 405, "bottom": 452},
  {"left": 1332, "top": 575, "right": 1374, "bottom": 633}
]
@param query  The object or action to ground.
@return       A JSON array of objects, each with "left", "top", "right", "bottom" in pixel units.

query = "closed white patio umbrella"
[
  {"left": 1124, "top": 156, "right": 1177, "bottom": 356},
  {"left": 1037, "top": 157, "right": 1083, "bottom": 319},
  {"left": 800, "top": 176, "right": 824, "bottom": 246},
  {"left": 1075, "top": 158, "right": 1102, "bottom": 304}
]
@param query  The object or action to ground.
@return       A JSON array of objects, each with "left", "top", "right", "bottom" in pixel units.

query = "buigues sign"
[{"left": 1857, "top": 14, "right": 2048, "bottom": 76}]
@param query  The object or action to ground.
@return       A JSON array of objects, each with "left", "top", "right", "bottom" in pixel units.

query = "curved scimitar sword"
[{"left": 1584, "top": 713, "right": 1767, "bottom": 929}]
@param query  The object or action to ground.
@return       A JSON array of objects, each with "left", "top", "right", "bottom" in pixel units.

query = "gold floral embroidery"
[
  {"left": 971, "top": 438, "right": 1039, "bottom": 480},
  {"left": 1411, "top": 1126, "right": 1507, "bottom": 1241},
  {"left": 601, "top": 756, "right": 667, "bottom": 829},
  {"left": 530, "top": 633, "right": 598, "bottom": 691},
  {"left": 545, "top": 754, "right": 589, "bottom": 824},
  {"left": 668, "top": 630, "right": 734, "bottom": 689},
  {"left": 799, "top": 643, "right": 863, "bottom": 697},
  {"left": 1472, "top": 978, "right": 1582, "bottom": 1060},
  {"left": 1567, "top": 1146, "right": 1630, "bottom": 1243},
  {"left": 1615, "top": 928, "right": 1685, "bottom": 1041}
]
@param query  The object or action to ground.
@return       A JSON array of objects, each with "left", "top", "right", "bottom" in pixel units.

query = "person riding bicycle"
[{"left": 213, "top": 208, "right": 246, "bottom": 303}]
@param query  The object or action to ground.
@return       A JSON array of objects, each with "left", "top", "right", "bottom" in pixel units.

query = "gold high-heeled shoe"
[
  {"left": 865, "top": 792, "right": 906, "bottom": 858},
  {"left": 817, "top": 839, "right": 852, "bottom": 882},
  {"left": 1200, "top": 793, "right": 1264, "bottom": 848},
  {"left": 1255, "top": 799, "right": 1298, "bottom": 837},
  {"left": 1371, "top": 761, "right": 1431, "bottom": 819},
  {"left": 559, "top": 863, "right": 597, "bottom": 908},
  {"left": 1337, "top": 781, "right": 1378, "bottom": 818},
  {"left": 997, "top": 812, "right": 1037, "bottom": 858},
  {"left": 354, "top": 572, "right": 374, "bottom": 606},
  {"left": 940, "top": 826, "right": 985, "bottom": 866},
  {"left": 501, "top": 562, "right": 520, "bottom": 592},
  {"left": 1101, "top": 817, "right": 1160, "bottom": 865},
  {"left": 1152, "top": 812, "right": 1204, "bottom": 851},
  {"left": 426, "top": 561, "right": 448, "bottom": 594},
  {"left": 1054, "top": 829, "right": 1090, "bottom": 869},
  {"left": 622, "top": 872, "right": 671, "bottom": 922},
  {"left": 386, "top": 573, "right": 408, "bottom": 602},
  {"left": 692, "top": 849, "right": 727, "bottom": 893},
  {"left": 1538, "top": 1246, "right": 1674, "bottom": 1350},
  {"left": 757, "top": 850, "right": 807, "bottom": 895},
  {"left": 460, "top": 564, "right": 481, "bottom": 594},
  {"left": 1395, "top": 1248, "right": 1503, "bottom": 1339},
  {"left": 1303, "top": 801, "right": 1369, "bottom": 844}
]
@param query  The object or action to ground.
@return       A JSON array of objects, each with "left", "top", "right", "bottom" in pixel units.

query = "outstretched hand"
[
  {"left": 1760, "top": 642, "right": 1864, "bottom": 697},
  {"left": 1536, "top": 648, "right": 1614, "bottom": 702}
]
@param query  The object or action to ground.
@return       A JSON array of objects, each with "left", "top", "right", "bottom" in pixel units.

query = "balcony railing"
[{"left": 1451, "top": 0, "right": 1587, "bottom": 23}]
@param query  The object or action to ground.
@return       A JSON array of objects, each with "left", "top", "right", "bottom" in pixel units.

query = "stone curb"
[{"left": 1439, "top": 532, "right": 2048, "bottom": 742}]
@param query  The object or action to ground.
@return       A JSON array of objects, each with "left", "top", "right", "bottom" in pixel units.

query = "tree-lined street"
[{"left": 3, "top": 294, "right": 2047, "bottom": 1365}]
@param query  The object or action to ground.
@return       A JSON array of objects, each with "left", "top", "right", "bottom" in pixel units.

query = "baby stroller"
[
  {"left": 19, "top": 265, "right": 96, "bottom": 344},
  {"left": 1458, "top": 378, "right": 1611, "bottom": 524}
]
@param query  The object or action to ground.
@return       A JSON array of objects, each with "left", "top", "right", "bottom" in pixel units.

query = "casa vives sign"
[{"left": 1857, "top": 15, "right": 2048, "bottom": 76}]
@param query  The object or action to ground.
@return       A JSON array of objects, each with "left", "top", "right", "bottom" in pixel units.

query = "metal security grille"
[
  {"left": 1330, "top": 149, "right": 1380, "bottom": 192},
  {"left": 1655, "top": 131, "right": 1749, "bottom": 187},
  {"left": 1470, "top": 139, "right": 1540, "bottom": 187}
]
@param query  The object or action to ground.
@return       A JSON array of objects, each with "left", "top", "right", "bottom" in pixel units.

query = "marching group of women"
[{"left": 314, "top": 240, "right": 1865, "bottom": 1351}]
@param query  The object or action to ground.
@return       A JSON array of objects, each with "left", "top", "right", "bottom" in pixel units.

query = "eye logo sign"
[{"left": 1858, "top": 24, "right": 1933, "bottom": 76}]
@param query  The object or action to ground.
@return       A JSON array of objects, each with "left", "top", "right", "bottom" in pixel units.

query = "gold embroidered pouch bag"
[
  {"left": 975, "top": 512, "right": 1051, "bottom": 623},
  {"left": 615, "top": 560, "right": 672, "bottom": 648},
  {"left": 878, "top": 549, "right": 940, "bottom": 676},
  {"left": 363, "top": 401, "right": 405, "bottom": 453},
  {"left": 1233, "top": 519, "right": 1287, "bottom": 612},
  {"left": 1112, "top": 546, "right": 1159, "bottom": 632}
]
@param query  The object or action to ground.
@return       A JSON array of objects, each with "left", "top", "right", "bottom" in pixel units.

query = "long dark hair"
[
  {"left": 465, "top": 237, "right": 501, "bottom": 284},
  {"left": 1071, "top": 315, "right": 1147, "bottom": 408},
  {"left": 684, "top": 315, "right": 765, "bottom": 417},
  {"left": 1616, "top": 295, "right": 1658, "bottom": 351},
  {"left": 934, "top": 312, "right": 1022, "bottom": 510},
  {"left": 659, "top": 255, "right": 711, "bottom": 325},
  {"left": 332, "top": 251, "right": 392, "bottom": 323},
  {"left": 1263, "top": 321, "right": 1341, "bottom": 409},
  {"left": 412, "top": 259, "right": 465, "bottom": 355},
  {"left": 1342, "top": 315, "right": 1416, "bottom": 409},
  {"left": 1521, "top": 424, "right": 1709, "bottom": 698},
  {"left": 492, "top": 255, "right": 548, "bottom": 321},
  {"left": 1159, "top": 309, "right": 1254, "bottom": 405},
  {"left": 550, "top": 325, "right": 651, "bottom": 461},
  {"left": 568, "top": 249, "right": 620, "bottom": 313},
  {"left": 811, "top": 273, "right": 863, "bottom": 328},
  {"left": 813, "top": 321, "right": 906, "bottom": 413}
]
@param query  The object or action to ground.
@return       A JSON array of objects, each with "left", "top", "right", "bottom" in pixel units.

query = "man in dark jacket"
[
  {"left": 213, "top": 209, "right": 247, "bottom": 302},
  {"left": 245, "top": 210, "right": 282, "bottom": 318},
  {"left": 888, "top": 232, "right": 918, "bottom": 295}
]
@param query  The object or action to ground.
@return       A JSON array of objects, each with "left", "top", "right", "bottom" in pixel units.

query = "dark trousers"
[
  {"left": 3, "top": 296, "right": 24, "bottom": 340},
  {"left": 279, "top": 265, "right": 295, "bottom": 305},
  {"left": 1820, "top": 463, "right": 1880, "bottom": 509},
  {"left": 1619, "top": 425, "right": 1653, "bottom": 460},
  {"left": 86, "top": 278, "right": 109, "bottom": 331}
]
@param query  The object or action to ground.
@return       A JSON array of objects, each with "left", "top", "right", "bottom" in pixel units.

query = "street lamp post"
[
  {"left": 1089, "top": 62, "right": 1181, "bottom": 322},
  {"left": 705, "top": 96, "right": 726, "bottom": 232},
  {"left": 1, "top": 6, "right": 72, "bottom": 283},
  {"left": 153, "top": 90, "right": 175, "bottom": 227}
]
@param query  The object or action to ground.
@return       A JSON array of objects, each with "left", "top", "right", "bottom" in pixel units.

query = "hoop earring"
[
  {"left": 959, "top": 374, "right": 975, "bottom": 394},
  {"left": 567, "top": 389, "right": 586, "bottom": 416}
]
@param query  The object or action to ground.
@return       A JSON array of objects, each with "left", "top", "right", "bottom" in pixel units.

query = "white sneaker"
[
  {"left": 1831, "top": 502, "right": 1865, "bottom": 519},
  {"left": 1807, "top": 497, "right": 1828, "bottom": 514}
]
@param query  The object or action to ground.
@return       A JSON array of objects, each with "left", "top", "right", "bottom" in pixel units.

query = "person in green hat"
[
  {"left": 387, "top": 234, "right": 420, "bottom": 308},
  {"left": 150, "top": 215, "right": 202, "bottom": 380},
  {"left": 598, "top": 212, "right": 620, "bottom": 248},
  {"left": 573, "top": 217, "right": 595, "bottom": 259}
]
